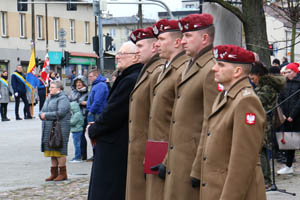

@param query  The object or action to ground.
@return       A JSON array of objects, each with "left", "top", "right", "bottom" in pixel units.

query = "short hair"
[
  {"left": 122, "top": 41, "right": 137, "bottom": 53},
  {"left": 169, "top": 31, "right": 183, "bottom": 39},
  {"left": 250, "top": 62, "right": 268, "bottom": 77},
  {"left": 233, "top": 63, "right": 252, "bottom": 75},
  {"left": 272, "top": 58, "right": 280, "bottom": 66},
  {"left": 205, "top": 25, "right": 215, "bottom": 43},
  {"left": 89, "top": 69, "right": 100, "bottom": 76},
  {"left": 51, "top": 80, "right": 64, "bottom": 90}
]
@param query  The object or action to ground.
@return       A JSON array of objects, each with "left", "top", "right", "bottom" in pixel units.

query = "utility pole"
[
  {"left": 199, "top": 0, "right": 203, "bottom": 14},
  {"left": 138, "top": 0, "right": 143, "bottom": 28},
  {"left": 31, "top": 0, "right": 35, "bottom": 52},
  {"left": 45, "top": 0, "right": 49, "bottom": 53}
]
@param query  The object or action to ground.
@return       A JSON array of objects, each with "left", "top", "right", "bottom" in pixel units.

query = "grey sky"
[{"left": 106, "top": 0, "right": 182, "bottom": 19}]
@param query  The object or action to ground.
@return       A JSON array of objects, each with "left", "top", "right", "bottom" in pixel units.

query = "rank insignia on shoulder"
[
  {"left": 242, "top": 89, "right": 251, "bottom": 96},
  {"left": 245, "top": 113, "right": 256, "bottom": 125}
]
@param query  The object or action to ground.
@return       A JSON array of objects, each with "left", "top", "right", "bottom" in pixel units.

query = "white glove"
[
  {"left": 0, "top": 94, "right": 2, "bottom": 99},
  {"left": 15, "top": 92, "right": 18, "bottom": 97}
]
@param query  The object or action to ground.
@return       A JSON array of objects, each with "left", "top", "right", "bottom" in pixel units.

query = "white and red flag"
[{"left": 41, "top": 54, "right": 50, "bottom": 85}]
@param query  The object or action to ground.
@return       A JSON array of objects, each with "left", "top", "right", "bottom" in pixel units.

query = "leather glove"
[
  {"left": 15, "top": 92, "right": 18, "bottom": 97},
  {"left": 151, "top": 163, "right": 166, "bottom": 180},
  {"left": 191, "top": 177, "right": 200, "bottom": 188}
]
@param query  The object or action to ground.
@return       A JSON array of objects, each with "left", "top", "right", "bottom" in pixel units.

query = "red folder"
[{"left": 144, "top": 140, "right": 168, "bottom": 174}]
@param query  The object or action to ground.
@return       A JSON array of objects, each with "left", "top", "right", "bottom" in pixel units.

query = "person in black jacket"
[
  {"left": 87, "top": 41, "right": 142, "bottom": 200},
  {"left": 11, "top": 65, "right": 31, "bottom": 120},
  {"left": 277, "top": 62, "right": 300, "bottom": 175}
]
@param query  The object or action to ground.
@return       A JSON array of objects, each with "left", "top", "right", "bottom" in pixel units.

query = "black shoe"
[
  {"left": 2, "top": 118, "right": 10, "bottom": 121},
  {"left": 81, "top": 155, "right": 87, "bottom": 161},
  {"left": 25, "top": 116, "right": 33, "bottom": 119},
  {"left": 16, "top": 117, "right": 23, "bottom": 120}
]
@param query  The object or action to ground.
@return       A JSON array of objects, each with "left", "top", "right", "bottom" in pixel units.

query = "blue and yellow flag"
[{"left": 26, "top": 48, "right": 39, "bottom": 88}]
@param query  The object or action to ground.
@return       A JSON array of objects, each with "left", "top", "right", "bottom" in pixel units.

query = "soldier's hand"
[
  {"left": 191, "top": 177, "right": 200, "bottom": 188},
  {"left": 151, "top": 163, "right": 166, "bottom": 180},
  {"left": 15, "top": 92, "right": 18, "bottom": 97}
]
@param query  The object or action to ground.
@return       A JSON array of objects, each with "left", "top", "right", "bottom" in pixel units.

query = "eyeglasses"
[{"left": 116, "top": 52, "right": 136, "bottom": 56}]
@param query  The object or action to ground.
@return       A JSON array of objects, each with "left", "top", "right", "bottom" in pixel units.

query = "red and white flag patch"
[
  {"left": 217, "top": 83, "right": 224, "bottom": 92},
  {"left": 245, "top": 113, "right": 256, "bottom": 125}
]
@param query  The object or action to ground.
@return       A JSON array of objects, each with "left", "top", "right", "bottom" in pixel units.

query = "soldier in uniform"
[
  {"left": 146, "top": 19, "right": 189, "bottom": 200},
  {"left": 163, "top": 14, "right": 219, "bottom": 200},
  {"left": 198, "top": 45, "right": 266, "bottom": 200},
  {"left": 126, "top": 27, "right": 164, "bottom": 200}
]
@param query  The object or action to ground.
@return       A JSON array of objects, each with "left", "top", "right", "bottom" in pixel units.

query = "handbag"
[
  {"left": 48, "top": 111, "right": 63, "bottom": 149},
  {"left": 276, "top": 132, "right": 300, "bottom": 150},
  {"left": 274, "top": 106, "right": 286, "bottom": 128}
]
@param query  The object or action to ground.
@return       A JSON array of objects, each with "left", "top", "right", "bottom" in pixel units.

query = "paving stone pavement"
[{"left": 0, "top": 178, "right": 90, "bottom": 200}]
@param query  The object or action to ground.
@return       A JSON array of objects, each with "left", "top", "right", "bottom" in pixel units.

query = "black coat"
[
  {"left": 11, "top": 70, "right": 26, "bottom": 95},
  {"left": 87, "top": 63, "right": 142, "bottom": 200},
  {"left": 278, "top": 75, "right": 300, "bottom": 132}
]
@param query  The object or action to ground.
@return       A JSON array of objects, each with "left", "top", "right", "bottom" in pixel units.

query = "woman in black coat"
[
  {"left": 277, "top": 63, "right": 300, "bottom": 175},
  {"left": 87, "top": 41, "right": 142, "bottom": 200}
]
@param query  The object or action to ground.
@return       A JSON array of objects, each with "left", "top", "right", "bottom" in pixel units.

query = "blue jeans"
[{"left": 72, "top": 131, "right": 82, "bottom": 160}]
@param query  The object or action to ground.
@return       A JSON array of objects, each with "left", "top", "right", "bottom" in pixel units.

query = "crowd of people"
[{"left": 0, "top": 12, "right": 300, "bottom": 200}]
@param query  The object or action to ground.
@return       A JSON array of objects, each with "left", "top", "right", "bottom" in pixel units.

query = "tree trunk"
[
  {"left": 290, "top": 21, "right": 296, "bottom": 62},
  {"left": 242, "top": 0, "right": 271, "bottom": 67}
]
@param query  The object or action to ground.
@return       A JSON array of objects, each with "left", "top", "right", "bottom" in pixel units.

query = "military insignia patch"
[
  {"left": 217, "top": 83, "right": 224, "bottom": 92},
  {"left": 242, "top": 89, "right": 251, "bottom": 96},
  {"left": 153, "top": 26, "right": 158, "bottom": 35},
  {"left": 245, "top": 113, "right": 256, "bottom": 125},
  {"left": 178, "top": 22, "right": 183, "bottom": 31}
]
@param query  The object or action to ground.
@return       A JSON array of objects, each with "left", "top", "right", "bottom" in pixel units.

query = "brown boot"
[
  {"left": 54, "top": 166, "right": 68, "bottom": 181},
  {"left": 45, "top": 166, "right": 58, "bottom": 181}
]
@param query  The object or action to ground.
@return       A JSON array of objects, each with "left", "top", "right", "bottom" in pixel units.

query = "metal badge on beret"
[
  {"left": 153, "top": 26, "right": 159, "bottom": 35},
  {"left": 213, "top": 44, "right": 255, "bottom": 64},
  {"left": 178, "top": 22, "right": 183, "bottom": 31}
]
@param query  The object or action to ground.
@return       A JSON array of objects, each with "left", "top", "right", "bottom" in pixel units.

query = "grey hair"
[
  {"left": 122, "top": 41, "right": 137, "bottom": 53},
  {"left": 51, "top": 80, "right": 64, "bottom": 90}
]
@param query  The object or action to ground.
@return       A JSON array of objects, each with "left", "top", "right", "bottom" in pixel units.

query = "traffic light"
[
  {"left": 17, "top": 0, "right": 28, "bottom": 12},
  {"left": 64, "top": 51, "right": 70, "bottom": 66},
  {"left": 67, "top": 0, "right": 77, "bottom": 11},
  {"left": 269, "top": 44, "right": 274, "bottom": 56},
  {"left": 93, "top": 36, "right": 99, "bottom": 55},
  {"left": 61, "top": 57, "right": 65, "bottom": 67}
]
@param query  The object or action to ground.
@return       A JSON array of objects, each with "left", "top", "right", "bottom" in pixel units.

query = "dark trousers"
[
  {"left": 15, "top": 93, "right": 30, "bottom": 118},
  {"left": 285, "top": 150, "right": 295, "bottom": 167},
  {"left": 0, "top": 103, "right": 8, "bottom": 119},
  {"left": 81, "top": 118, "right": 88, "bottom": 159},
  {"left": 38, "top": 88, "right": 46, "bottom": 111}
]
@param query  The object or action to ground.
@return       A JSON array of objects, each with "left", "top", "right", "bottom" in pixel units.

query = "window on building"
[
  {"left": 70, "top": 19, "right": 75, "bottom": 42},
  {"left": 36, "top": 15, "right": 43, "bottom": 39},
  {"left": 19, "top": 13, "right": 26, "bottom": 38},
  {"left": 1, "top": 12, "right": 7, "bottom": 37},
  {"left": 54, "top": 17, "right": 59, "bottom": 41},
  {"left": 84, "top": 21, "right": 90, "bottom": 43},
  {"left": 110, "top": 28, "right": 115, "bottom": 37}
]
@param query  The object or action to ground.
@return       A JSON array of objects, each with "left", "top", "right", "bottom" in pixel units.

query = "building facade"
[{"left": 0, "top": 0, "right": 98, "bottom": 83}]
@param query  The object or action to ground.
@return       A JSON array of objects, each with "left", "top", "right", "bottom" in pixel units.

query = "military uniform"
[
  {"left": 126, "top": 54, "right": 163, "bottom": 200},
  {"left": 198, "top": 45, "right": 266, "bottom": 200},
  {"left": 146, "top": 51, "right": 188, "bottom": 200},
  {"left": 163, "top": 47, "right": 218, "bottom": 200}
]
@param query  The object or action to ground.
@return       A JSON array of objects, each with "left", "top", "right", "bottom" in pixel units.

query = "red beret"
[
  {"left": 286, "top": 62, "right": 299, "bottom": 74},
  {"left": 129, "top": 27, "right": 155, "bottom": 44},
  {"left": 152, "top": 19, "right": 180, "bottom": 37},
  {"left": 178, "top": 13, "right": 213, "bottom": 33},
  {"left": 213, "top": 45, "right": 255, "bottom": 64}
]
